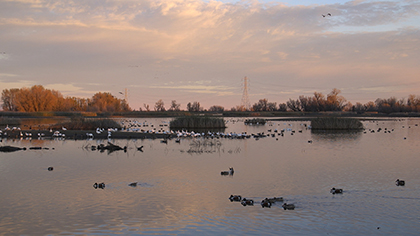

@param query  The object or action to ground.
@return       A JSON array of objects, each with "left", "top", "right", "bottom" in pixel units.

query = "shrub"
[
  {"left": 51, "top": 118, "right": 122, "bottom": 130},
  {"left": 170, "top": 116, "right": 226, "bottom": 129},
  {"left": 244, "top": 118, "right": 266, "bottom": 125}
]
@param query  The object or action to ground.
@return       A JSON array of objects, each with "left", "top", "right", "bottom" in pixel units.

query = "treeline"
[
  {"left": 2, "top": 86, "right": 420, "bottom": 114},
  {"left": 231, "top": 88, "right": 420, "bottom": 114},
  {"left": 1, "top": 85, "right": 130, "bottom": 112}
]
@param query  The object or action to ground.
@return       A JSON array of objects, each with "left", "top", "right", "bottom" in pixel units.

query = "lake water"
[{"left": 1, "top": 117, "right": 420, "bottom": 235}]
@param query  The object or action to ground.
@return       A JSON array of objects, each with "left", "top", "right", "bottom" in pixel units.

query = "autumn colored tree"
[{"left": 89, "top": 92, "right": 130, "bottom": 112}]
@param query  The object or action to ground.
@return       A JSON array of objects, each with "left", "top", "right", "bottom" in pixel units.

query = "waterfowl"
[
  {"left": 221, "top": 167, "right": 234, "bottom": 176},
  {"left": 241, "top": 198, "right": 254, "bottom": 206},
  {"left": 261, "top": 199, "right": 272, "bottom": 208},
  {"left": 47, "top": 166, "right": 53, "bottom": 171},
  {"left": 266, "top": 197, "right": 284, "bottom": 203},
  {"left": 282, "top": 203, "right": 295, "bottom": 210},
  {"left": 229, "top": 195, "right": 242, "bottom": 202},
  {"left": 93, "top": 182, "right": 105, "bottom": 189},
  {"left": 396, "top": 179, "right": 405, "bottom": 186},
  {"left": 330, "top": 188, "right": 343, "bottom": 194},
  {"left": 129, "top": 182, "right": 138, "bottom": 187}
]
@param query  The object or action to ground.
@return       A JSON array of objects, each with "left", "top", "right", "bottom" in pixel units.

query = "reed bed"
[
  {"left": 51, "top": 117, "right": 122, "bottom": 130},
  {"left": 311, "top": 117, "right": 363, "bottom": 130},
  {"left": 244, "top": 118, "right": 266, "bottom": 125},
  {"left": 169, "top": 116, "right": 226, "bottom": 129}
]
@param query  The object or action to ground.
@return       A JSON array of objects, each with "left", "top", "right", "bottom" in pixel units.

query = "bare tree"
[
  {"left": 169, "top": 100, "right": 181, "bottom": 111},
  {"left": 209, "top": 105, "right": 224, "bottom": 112},
  {"left": 154, "top": 99, "right": 166, "bottom": 111}
]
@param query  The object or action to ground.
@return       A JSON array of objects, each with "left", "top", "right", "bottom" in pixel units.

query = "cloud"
[{"left": 0, "top": 0, "right": 419, "bottom": 109}]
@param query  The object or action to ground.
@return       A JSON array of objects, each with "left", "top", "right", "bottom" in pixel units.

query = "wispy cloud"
[{"left": 0, "top": 0, "right": 419, "bottom": 109}]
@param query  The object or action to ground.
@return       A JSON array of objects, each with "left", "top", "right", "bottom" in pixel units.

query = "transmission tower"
[
  {"left": 240, "top": 76, "right": 251, "bottom": 111},
  {"left": 124, "top": 88, "right": 128, "bottom": 103}
]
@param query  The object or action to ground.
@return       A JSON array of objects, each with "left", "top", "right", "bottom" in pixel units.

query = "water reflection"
[
  {"left": 311, "top": 129, "right": 363, "bottom": 142},
  {"left": 2, "top": 118, "right": 420, "bottom": 235}
]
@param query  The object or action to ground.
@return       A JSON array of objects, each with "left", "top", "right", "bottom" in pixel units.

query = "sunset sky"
[{"left": 1, "top": 0, "right": 419, "bottom": 110}]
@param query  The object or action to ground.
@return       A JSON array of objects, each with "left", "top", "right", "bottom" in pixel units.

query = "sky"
[{"left": 1, "top": 0, "right": 420, "bottom": 110}]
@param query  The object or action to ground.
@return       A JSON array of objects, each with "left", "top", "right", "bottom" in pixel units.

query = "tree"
[
  {"left": 1, "top": 88, "right": 19, "bottom": 111},
  {"left": 252, "top": 99, "right": 269, "bottom": 111},
  {"left": 143, "top": 104, "right": 150, "bottom": 112},
  {"left": 286, "top": 98, "right": 301, "bottom": 111},
  {"left": 154, "top": 99, "right": 166, "bottom": 111},
  {"left": 187, "top": 101, "right": 202, "bottom": 112},
  {"left": 278, "top": 103, "right": 287, "bottom": 111},
  {"left": 209, "top": 105, "right": 224, "bottom": 112},
  {"left": 89, "top": 92, "right": 130, "bottom": 112},
  {"left": 169, "top": 100, "right": 181, "bottom": 111}
]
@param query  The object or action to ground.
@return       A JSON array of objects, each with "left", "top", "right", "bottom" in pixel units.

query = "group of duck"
[
  {"left": 92, "top": 181, "right": 142, "bottom": 190},
  {"left": 229, "top": 195, "right": 294, "bottom": 210}
]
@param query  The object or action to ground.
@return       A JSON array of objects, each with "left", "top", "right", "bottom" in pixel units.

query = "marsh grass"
[
  {"left": 170, "top": 116, "right": 226, "bottom": 129},
  {"left": 311, "top": 117, "right": 363, "bottom": 130},
  {"left": 244, "top": 118, "right": 266, "bottom": 125},
  {"left": 51, "top": 117, "right": 122, "bottom": 130}
]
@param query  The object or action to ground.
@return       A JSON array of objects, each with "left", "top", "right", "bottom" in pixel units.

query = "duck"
[
  {"left": 47, "top": 166, "right": 53, "bottom": 171},
  {"left": 93, "top": 182, "right": 105, "bottom": 189},
  {"left": 330, "top": 187, "right": 343, "bottom": 194},
  {"left": 396, "top": 179, "right": 405, "bottom": 186},
  {"left": 282, "top": 203, "right": 295, "bottom": 210},
  {"left": 129, "top": 182, "right": 138, "bottom": 187},
  {"left": 265, "top": 197, "right": 284, "bottom": 203},
  {"left": 229, "top": 195, "right": 242, "bottom": 202},
  {"left": 261, "top": 199, "right": 272, "bottom": 208},
  {"left": 241, "top": 198, "right": 254, "bottom": 206},
  {"left": 221, "top": 167, "right": 234, "bottom": 176}
]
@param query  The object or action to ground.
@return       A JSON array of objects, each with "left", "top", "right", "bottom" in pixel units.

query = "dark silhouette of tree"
[
  {"left": 169, "top": 100, "right": 181, "bottom": 111},
  {"left": 278, "top": 103, "right": 287, "bottom": 111},
  {"left": 154, "top": 99, "right": 166, "bottom": 111},
  {"left": 209, "top": 105, "right": 224, "bottom": 112},
  {"left": 252, "top": 99, "right": 269, "bottom": 111},
  {"left": 187, "top": 101, "right": 202, "bottom": 112},
  {"left": 286, "top": 98, "right": 301, "bottom": 111},
  {"left": 143, "top": 104, "right": 150, "bottom": 112}
]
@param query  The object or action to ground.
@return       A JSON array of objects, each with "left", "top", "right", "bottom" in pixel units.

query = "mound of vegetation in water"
[
  {"left": 170, "top": 116, "right": 226, "bottom": 129},
  {"left": 51, "top": 117, "right": 122, "bottom": 130},
  {"left": 244, "top": 118, "right": 266, "bottom": 125},
  {"left": 311, "top": 117, "right": 363, "bottom": 130}
]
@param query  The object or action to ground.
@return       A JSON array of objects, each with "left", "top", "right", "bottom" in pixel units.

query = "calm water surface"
[{"left": 1, "top": 118, "right": 420, "bottom": 235}]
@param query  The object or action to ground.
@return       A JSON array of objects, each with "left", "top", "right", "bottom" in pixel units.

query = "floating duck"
[
  {"left": 330, "top": 187, "right": 343, "bottom": 194},
  {"left": 282, "top": 203, "right": 295, "bottom": 210},
  {"left": 396, "top": 179, "right": 405, "bottom": 186},
  {"left": 93, "top": 182, "right": 105, "bottom": 189},
  {"left": 229, "top": 195, "right": 242, "bottom": 202},
  {"left": 241, "top": 198, "right": 254, "bottom": 206},
  {"left": 129, "top": 182, "right": 138, "bottom": 187},
  {"left": 261, "top": 199, "right": 272, "bottom": 208},
  {"left": 47, "top": 167, "right": 53, "bottom": 171},
  {"left": 221, "top": 167, "right": 234, "bottom": 176},
  {"left": 265, "top": 197, "right": 284, "bottom": 203}
]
